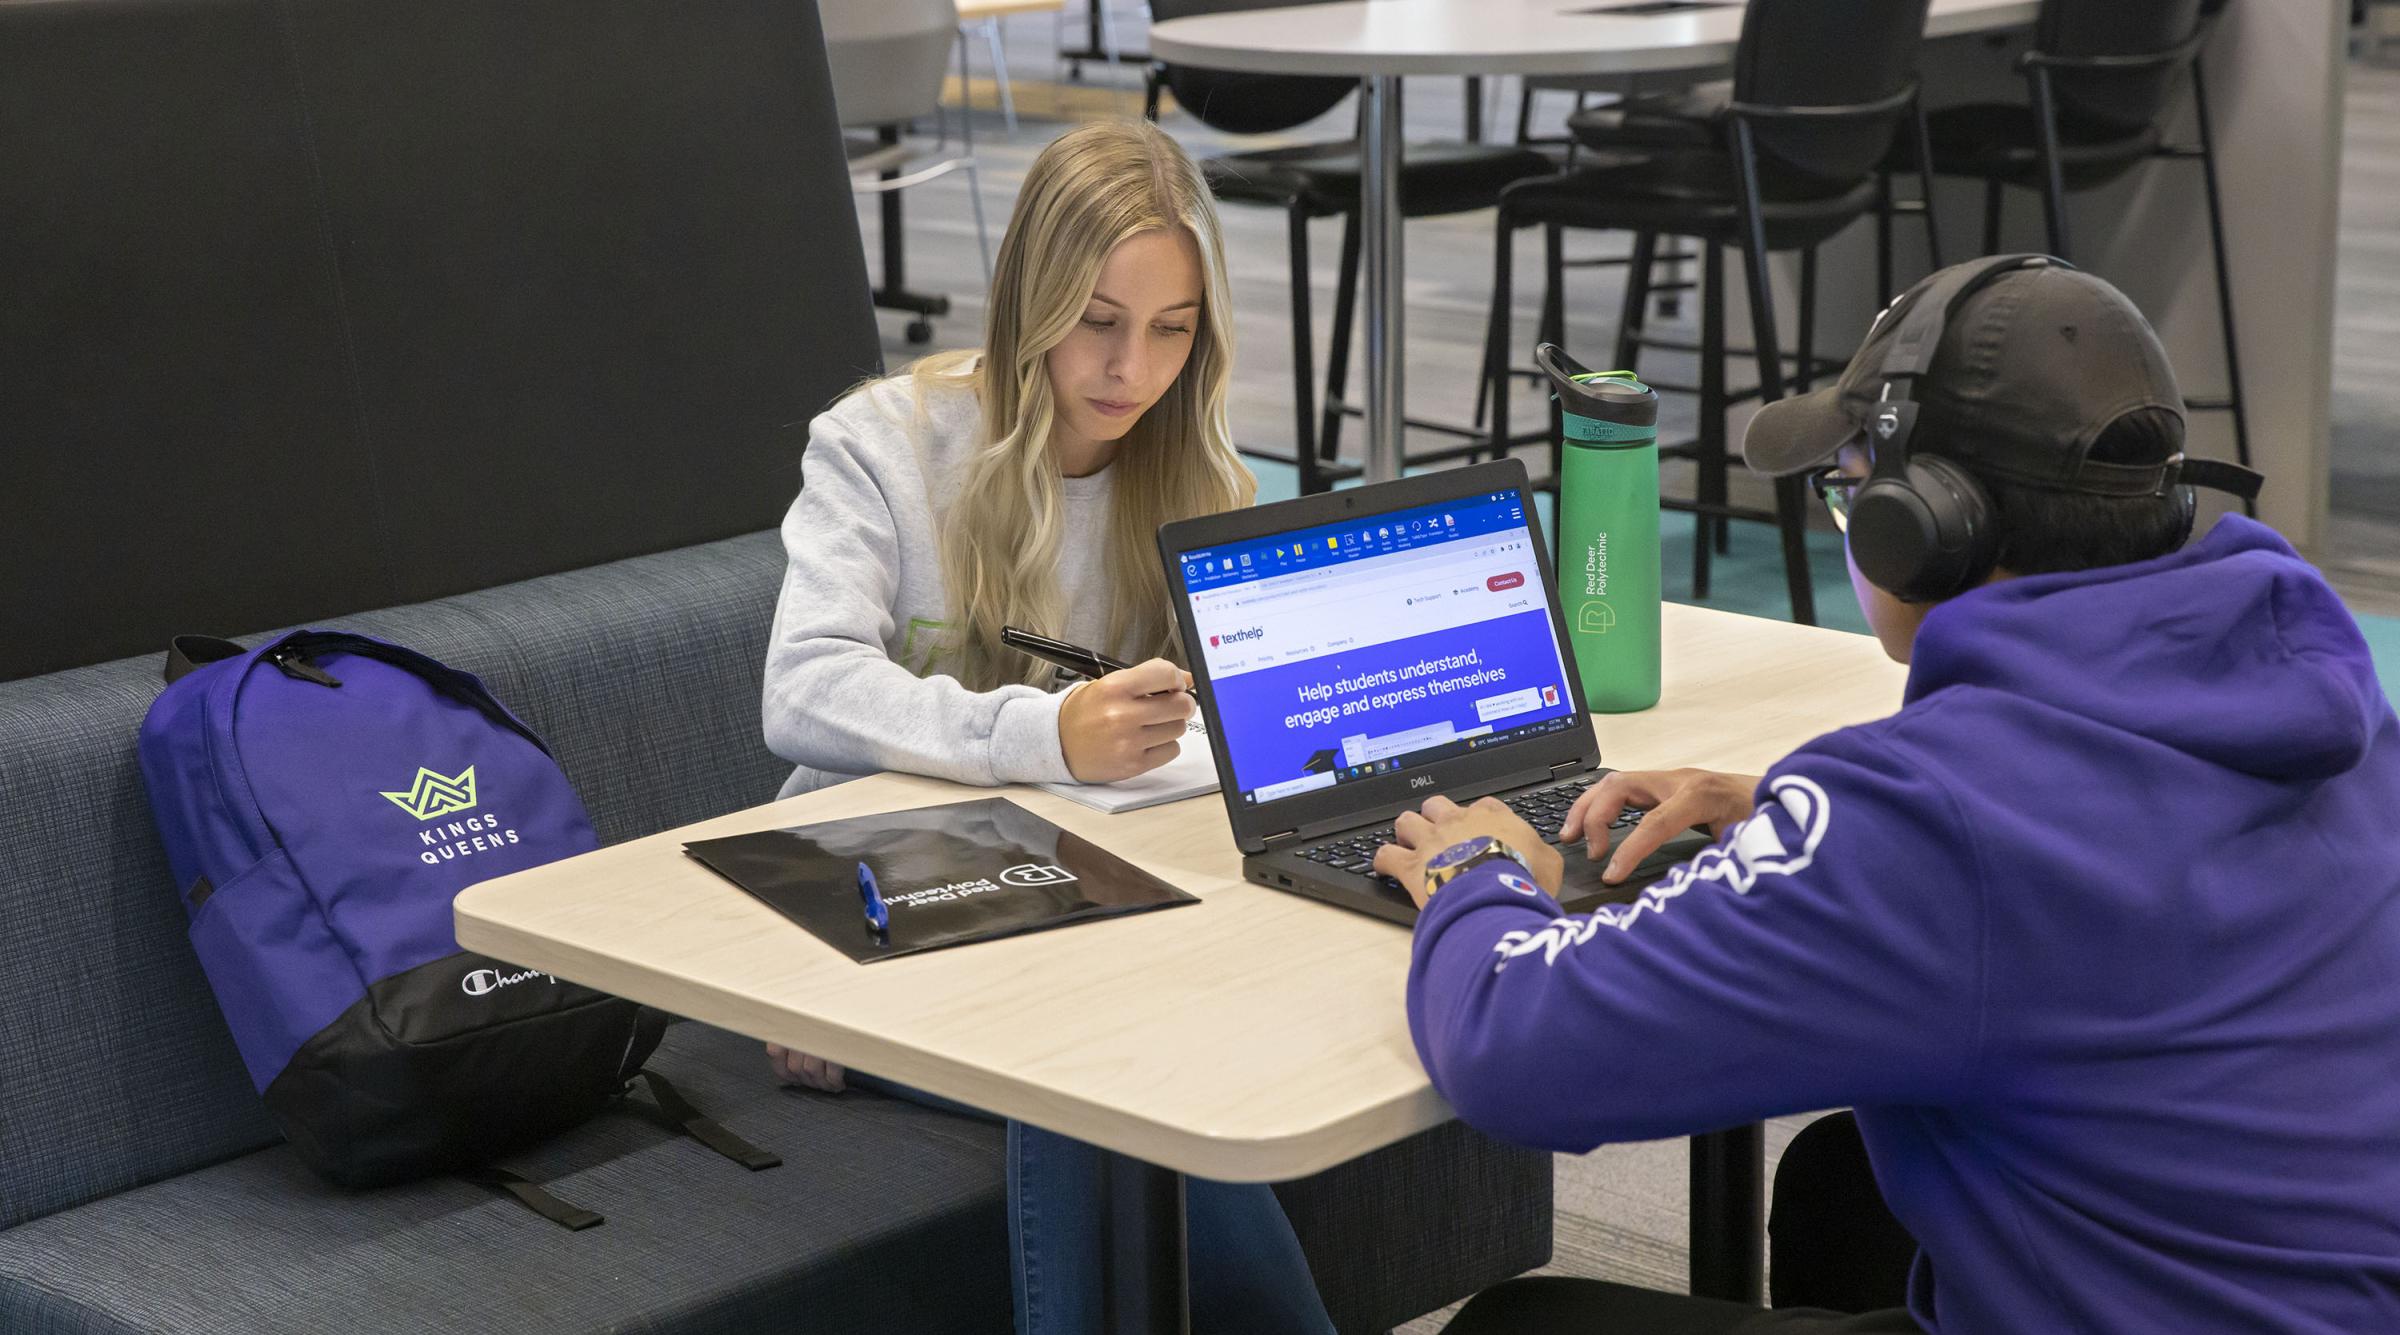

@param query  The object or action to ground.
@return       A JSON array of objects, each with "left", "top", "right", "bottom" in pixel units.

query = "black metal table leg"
[
  {"left": 1061, "top": 0, "right": 1148, "bottom": 75},
  {"left": 1689, "top": 1122, "right": 1765, "bottom": 1304},
  {"left": 1100, "top": 1148, "right": 1190, "bottom": 1335},
  {"left": 868, "top": 124, "right": 950, "bottom": 343}
]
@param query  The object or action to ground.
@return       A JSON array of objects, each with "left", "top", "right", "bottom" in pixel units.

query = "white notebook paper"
[{"left": 1037, "top": 717, "right": 1222, "bottom": 814}]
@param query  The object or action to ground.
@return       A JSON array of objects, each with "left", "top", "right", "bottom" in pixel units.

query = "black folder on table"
[{"left": 684, "top": 798, "right": 1198, "bottom": 964}]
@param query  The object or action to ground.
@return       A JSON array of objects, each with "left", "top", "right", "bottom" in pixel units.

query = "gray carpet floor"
[{"left": 2329, "top": 55, "right": 2400, "bottom": 604}]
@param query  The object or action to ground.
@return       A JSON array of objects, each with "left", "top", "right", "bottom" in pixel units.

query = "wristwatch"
[{"left": 1421, "top": 835, "right": 1535, "bottom": 900}]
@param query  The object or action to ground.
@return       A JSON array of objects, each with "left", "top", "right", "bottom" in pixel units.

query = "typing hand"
[
  {"left": 765, "top": 1042, "right": 846, "bottom": 1093},
  {"left": 1560, "top": 768, "right": 1759, "bottom": 884},
  {"left": 1374, "top": 795, "right": 1565, "bottom": 910},
  {"left": 1059, "top": 658, "right": 1195, "bottom": 783}
]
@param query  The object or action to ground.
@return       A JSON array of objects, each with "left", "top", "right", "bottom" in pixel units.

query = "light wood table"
[
  {"left": 456, "top": 603, "right": 1907, "bottom": 1325},
  {"left": 956, "top": 0, "right": 1063, "bottom": 18}
]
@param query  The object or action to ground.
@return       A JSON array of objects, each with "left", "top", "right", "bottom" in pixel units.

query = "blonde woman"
[{"left": 760, "top": 122, "right": 1335, "bottom": 1335}]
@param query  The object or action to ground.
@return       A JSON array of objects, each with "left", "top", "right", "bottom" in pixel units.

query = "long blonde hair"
[{"left": 909, "top": 120, "right": 1251, "bottom": 691}]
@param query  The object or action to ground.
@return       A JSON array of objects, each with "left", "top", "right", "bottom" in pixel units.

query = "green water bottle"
[{"left": 1541, "top": 343, "right": 1661, "bottom": 713}]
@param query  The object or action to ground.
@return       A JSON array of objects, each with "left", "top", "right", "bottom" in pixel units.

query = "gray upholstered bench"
[{"left": 0, "top": 533, "right": 1550, "bottom": 1334}]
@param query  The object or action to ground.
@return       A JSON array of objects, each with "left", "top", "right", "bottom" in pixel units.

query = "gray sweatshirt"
[{"left": 762, "top": 374, "right": 1130, "bottom": 798}]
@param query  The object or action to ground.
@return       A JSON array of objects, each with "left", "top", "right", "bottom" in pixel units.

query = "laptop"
[{"left": 1157, "top": 459, "right": 1712, "bottom": 926}]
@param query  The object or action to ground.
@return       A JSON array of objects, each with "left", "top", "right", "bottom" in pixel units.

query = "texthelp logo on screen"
[{"left": 1208, "top": 626, "right": 1265, "bottom": 648}]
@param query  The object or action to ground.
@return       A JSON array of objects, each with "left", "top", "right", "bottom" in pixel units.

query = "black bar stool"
[
  {"left": 1894, "top": 0, "right": 2253, "bottom": 506},
  {"left": 1475, "top": 74, "right": 1722, "bottom": 417},
  {"left": 1484, "top": 0, "right": 1940, "bottom": 631},
  {"left": 1567, "top": 74, "right": 1944, "bottom": 302},
  {"left": 1147, "top": 0, "right": 1554, "bottom": 494}
]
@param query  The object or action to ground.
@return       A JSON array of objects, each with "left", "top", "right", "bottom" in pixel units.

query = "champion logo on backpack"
[{"left": 460, "top": 965, "right": 557, "bottom": 997}]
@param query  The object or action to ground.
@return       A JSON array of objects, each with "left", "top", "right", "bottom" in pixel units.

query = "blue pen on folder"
[{"left": 857, "top": 861, "right": 889, "bottom": 935}]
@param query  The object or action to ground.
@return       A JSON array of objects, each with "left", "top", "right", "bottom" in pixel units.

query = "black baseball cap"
[{"left": 1745, "top": 259, "right": 2189, "bottom": 492}]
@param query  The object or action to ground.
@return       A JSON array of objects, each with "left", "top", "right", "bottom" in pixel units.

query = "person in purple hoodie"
[{"left": 1376, "top": 256, "right": 2400, "bottom": 1333}]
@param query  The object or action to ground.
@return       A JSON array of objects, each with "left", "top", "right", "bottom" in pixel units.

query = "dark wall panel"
[
  {"left": 0, "top": 0, "right": 881, "bottom": 680},
  {"left": 0, "top": 0, "right": 389, "bottom": 671}
]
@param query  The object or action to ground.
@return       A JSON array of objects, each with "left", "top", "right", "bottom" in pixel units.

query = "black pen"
[{"left": 1001, "top": 626, "right": 1132, "bottom": 682}]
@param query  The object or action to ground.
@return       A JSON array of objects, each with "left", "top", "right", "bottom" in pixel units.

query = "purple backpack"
[{"left": 138, "top": 630, "right": 772, "bottom": 1225}]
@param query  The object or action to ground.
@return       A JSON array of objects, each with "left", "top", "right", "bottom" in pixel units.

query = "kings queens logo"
[
  {"left": 380, "top": 765, "right": 479, "bottom": 821},
  {"left": 380, "top": 764, "right": 524, "bottom": 866}
]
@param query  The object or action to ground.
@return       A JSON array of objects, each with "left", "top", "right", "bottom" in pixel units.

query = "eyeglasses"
[{"left": 1808, "top": 468, "right": 1864, "bottom": 533}]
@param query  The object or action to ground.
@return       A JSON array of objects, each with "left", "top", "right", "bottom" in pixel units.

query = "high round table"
[{"left": 1149, "top": 0, "right": 2041, "bottom": 490}]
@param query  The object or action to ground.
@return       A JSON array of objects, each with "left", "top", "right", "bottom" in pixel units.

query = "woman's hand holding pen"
[{"left": 1060, "top": 658, "right": 1193, "bottom": 783}]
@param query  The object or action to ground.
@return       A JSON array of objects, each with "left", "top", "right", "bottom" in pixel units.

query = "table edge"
[
  {"left": 1146, "top": 4, "right": 2037, "bottom": 78},
  {"left": 454, "top": 902, "right": 1460, "bottom": 1182}
]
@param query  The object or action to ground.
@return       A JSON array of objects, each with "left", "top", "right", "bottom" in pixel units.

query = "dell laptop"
[{"left": 1158, "top": 458, "right": 1710, "bottom": 926}]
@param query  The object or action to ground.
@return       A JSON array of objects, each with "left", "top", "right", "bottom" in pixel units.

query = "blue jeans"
[
  {"left": 1009, "top": 1120, "right": 1337, "bottom": 1335},
  {"left": 855, "top": 1076, "right": 1336, "bottom": 1335}
]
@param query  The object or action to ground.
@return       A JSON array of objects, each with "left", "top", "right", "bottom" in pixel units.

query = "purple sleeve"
[{"left": 1405, "top": 731, "right": 1989, "bottom": 1151}]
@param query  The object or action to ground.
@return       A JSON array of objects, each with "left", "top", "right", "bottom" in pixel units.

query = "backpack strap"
[
  {"left": 164, "top": 635, "right": 248, "bottom": 684},
  {"left": 628, "top": 1070, "right": 783, "bottom": 1171},
  {"left": 457, "top": 1166, "right": 604, "bottom": 1230}
]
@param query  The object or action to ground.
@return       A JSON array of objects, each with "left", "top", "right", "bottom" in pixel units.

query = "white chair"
[
  {"left": 955, "top": 5, "right": 1028, "bottom": 137},
  {"left": 822, "top": 0, "right": 994, "bottom": 343}
]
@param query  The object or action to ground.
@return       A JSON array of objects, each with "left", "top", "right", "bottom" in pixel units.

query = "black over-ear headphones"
[
  {"left": 1843, "top": 255, "right": 2259, "bottom": 603},
  {"left": 1846, "top": 255, "right": 2053, "bottom": 602}
]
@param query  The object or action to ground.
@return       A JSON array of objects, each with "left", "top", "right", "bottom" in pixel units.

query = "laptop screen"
[{"left": 1175, "top": 488, "right": 1581, "bottom": 807}]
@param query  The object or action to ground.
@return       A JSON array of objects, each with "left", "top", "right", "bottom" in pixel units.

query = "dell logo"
[{"left": 1410, "top": 775, "right": 1435, "bottom": 790}]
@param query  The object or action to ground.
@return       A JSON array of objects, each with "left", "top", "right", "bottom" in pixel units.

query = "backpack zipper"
[
  {"left": 264, "top": 633, "right": 553, "bottom": 757},
  {"left": 270, "top": 648, "right": 343, "bottom": 687}
]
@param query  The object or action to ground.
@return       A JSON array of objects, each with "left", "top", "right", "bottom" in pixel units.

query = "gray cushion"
[
  {"left": 0, "top": 1010, "right": 1546, "bottom": 1335},
  {"left": 0, "top": 532, "right": 786, "bottom": 1230},
  {"left": 0, "top": 1022, "right": 1012, "bottom": 1335},
  {"left": 0, "top": 653, "right": 280, "bottom": 1231}
]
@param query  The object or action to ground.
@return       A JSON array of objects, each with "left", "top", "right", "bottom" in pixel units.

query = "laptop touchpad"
[{"left": 1555, "top": 828, "right": 1714, "bottom": 910}]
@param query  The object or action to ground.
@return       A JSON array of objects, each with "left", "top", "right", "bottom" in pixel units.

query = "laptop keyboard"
[{"left": 1290, "top": 773, "right": 1645, "bottom": 888}]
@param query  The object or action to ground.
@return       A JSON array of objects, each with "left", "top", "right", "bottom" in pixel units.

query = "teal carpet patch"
[{"left": 2354, "top": 612, "right": 2400, "bottom": 707}]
